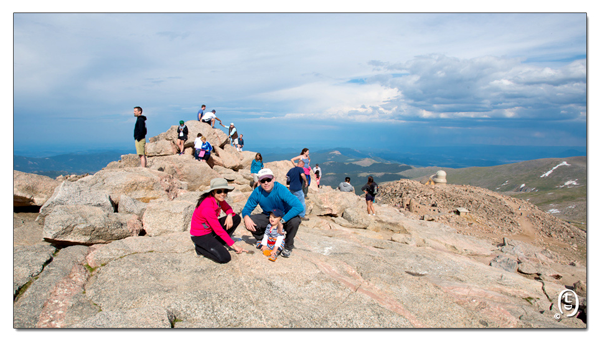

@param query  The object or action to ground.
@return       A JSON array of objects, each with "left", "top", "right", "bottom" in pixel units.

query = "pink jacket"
[{"left": 190, "top": 196, "right": 236, "bottom": 246}]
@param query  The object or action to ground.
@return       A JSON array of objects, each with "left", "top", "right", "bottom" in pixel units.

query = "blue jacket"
[
  {"left": 242, "top": 182, "right": 303, "bottom": 222},
  {"left": 250, "top": 159, "right": 263, "bottom": 174}
]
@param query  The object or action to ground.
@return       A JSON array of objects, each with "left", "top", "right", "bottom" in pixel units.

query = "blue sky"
[{"left": 12, "top": 12, "right": 587, "bottom": 155}]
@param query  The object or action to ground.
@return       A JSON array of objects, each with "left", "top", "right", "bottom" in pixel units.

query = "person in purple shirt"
[{"left": 241, "top": 168, "right": 303, "bottom": 258}]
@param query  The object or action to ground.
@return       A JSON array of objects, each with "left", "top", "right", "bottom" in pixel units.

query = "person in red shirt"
[{"left": 190, "top": 178, "right": 247, "bottom": 263}]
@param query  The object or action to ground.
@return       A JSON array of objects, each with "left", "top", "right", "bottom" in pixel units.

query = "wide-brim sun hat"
[
  {"left": 257, "top": 168, "right": 274, "bottom": 181},
  {"left": 201, "top": 178, "right": 235, "bottom": 195}
]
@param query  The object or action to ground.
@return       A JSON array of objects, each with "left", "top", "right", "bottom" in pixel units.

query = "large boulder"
[
  {"left": 239, "top": 151, "right": 257, "bottom": 170},
  {"left": 39, "top": 181, "right": 115, "bottom": 219},
  {"left": 14, "top": 171, "right": 61, "bottom": 207},
  {"left": 213, "top": 144, "right": 242, "bottom": 170},
  {"left": 142, "top": 199, "right": 195, "bottom": 237},
  {"left": 146, "top": 140, "right": 178, "bottom": 157},
  {"left": 43, "top": 205, "right": 141, "bottom": 244},
  {"left": 104, "top": 154, "right": 142, "bottom": 169},
  {"left": 117, "top": 195, "right": 148, "bottom": 217},
  {"left": 148, "top": 155, "right": 221, "bottom": 191},
  {"left": 310, "top": 186, "right": 362, "bottom": 217},
  {"left": 76, "top": 168, "right": 187, "bottom": 204}
]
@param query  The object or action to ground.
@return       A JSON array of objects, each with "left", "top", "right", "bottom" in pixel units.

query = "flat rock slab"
[
  {"left": 13, "top": 245, "right": 90, "bottom": 328},
  {"left": 13, "top": 244, "right": 56, "bottom": 297},
  {"left": 79, "top": 225, "right": 572, "bottom": 328}
]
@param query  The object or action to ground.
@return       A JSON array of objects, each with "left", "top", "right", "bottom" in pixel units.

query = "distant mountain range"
[{"left": 13, "top": 150, "right": 130, "bottom": 178}]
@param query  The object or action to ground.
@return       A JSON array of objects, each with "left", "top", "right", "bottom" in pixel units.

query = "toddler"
[{"left": 256, "top": 209, "right": 286, "bottom": 261}]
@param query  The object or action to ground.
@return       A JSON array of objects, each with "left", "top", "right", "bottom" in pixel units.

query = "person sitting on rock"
[
  {"left": 193, "top": 133, "right": 203, "bottom": 160},
  {"left": 197, "top": 104, "right": 206, "bottom": 121},
  {"left": 201, "top": 110, "right": 226, "bottom": 128},
  {"left": 190, "top": 178, "right": 247, "bottom": 264},
  {"left": 361, "top": 176, "right": 378, "bottom": 216},
  {"left": 199, "top": 136, "right": 213, "bottom": 162},
  {"left": 256, "top": 209, "right": 286, "bottom": 262},
  {"left": 241, "top": 168, "right": 304, "bottom": 258},
  {"left": 338, "top": 177, "right": 354, "bottom": 192},
  {"left": 176, "top": 120, "right": 188, "bottom": 155}
]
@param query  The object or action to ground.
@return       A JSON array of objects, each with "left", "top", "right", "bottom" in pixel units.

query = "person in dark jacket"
[
  {"left": 361, "top": 176, "right": 378, "bottom": 216},
  {"left": 133, "top": 106, "right": 147, "bottom": 168},
  {"left": 176, "top": 120, "right": 189, "bottom": 155}
]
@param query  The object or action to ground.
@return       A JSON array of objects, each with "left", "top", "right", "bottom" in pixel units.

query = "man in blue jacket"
[{"left": 242, "top": 168, "right": 303, "bottom": 258}]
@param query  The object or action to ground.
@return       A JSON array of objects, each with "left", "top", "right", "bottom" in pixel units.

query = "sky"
[{"left": 12, "top": 11, "right": 588, "bottom": 156}]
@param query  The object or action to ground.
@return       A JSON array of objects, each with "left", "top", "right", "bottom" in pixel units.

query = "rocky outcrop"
[
  {"left": 13, "top": 123, "right": 587, "bottom": 329},
  {"left": 76, "top": 168, "right": 186, "bottom": 204},
  {"left": 141, "top": 199, "right": 195, "bottom": 237},
  {"left": 39, "top": 181, "right": 115, "bottom": 219},
  {"left": 148, "top": 155, "right": 221, "bottom": 191},
  {"left": 43, "top": 205, "right": 141, "bottom": 244},
  {"left": 14, "top": 170, "right": 61, "bottom": 207}
]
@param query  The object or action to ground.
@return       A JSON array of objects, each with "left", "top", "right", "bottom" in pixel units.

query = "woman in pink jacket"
[{"left": 190, "top": 178, "right": 247, "bottom": 263}]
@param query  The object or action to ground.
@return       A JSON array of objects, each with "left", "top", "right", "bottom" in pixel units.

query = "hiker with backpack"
[
  {"left": 361, "top": 176, "right": 378, "bottom": 216},
  {"left": 176, "top": 120, "right": 189, "bottom": 155}
]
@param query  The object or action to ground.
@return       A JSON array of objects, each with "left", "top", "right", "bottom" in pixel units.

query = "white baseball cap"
[{"left": 257, "top": 168, "right": 274, "bottom": 181}]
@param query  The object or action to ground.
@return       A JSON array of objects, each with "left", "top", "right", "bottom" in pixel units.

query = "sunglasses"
[
  {"left": 259, "top": 177, "right": 273, "bottom": 184},
  {"left": 214, "top": 189, "right": 229, "bottom": 194}
]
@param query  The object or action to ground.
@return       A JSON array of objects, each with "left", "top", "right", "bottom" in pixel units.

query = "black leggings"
[{"left": 191, "top": 214, "right": 241, "bottom": 264}]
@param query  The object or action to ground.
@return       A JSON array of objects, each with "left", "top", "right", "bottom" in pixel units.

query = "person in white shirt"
[
  {"left": 193, "top": 133, "right": 204, "bottom": 160},
  {"left": 312, "top": 164, "right": 322, "bottom": 188},
  {"left": 200, "top": 110, "right": 225, "bottom": 128}
]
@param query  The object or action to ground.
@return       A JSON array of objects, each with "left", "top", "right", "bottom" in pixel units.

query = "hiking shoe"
[
  {"left": 281, "top": 248, "right": 292, "bottom": 258},
  {"left": 256, "top": 241, "right": 262, "bottom": 249},
  {"left": 301, "top": 217, "right": 310, "bottom": 221}
]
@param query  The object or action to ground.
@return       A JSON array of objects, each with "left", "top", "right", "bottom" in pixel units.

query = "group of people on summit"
[{"left": 133, "top": 105, "right": 379, "bottom": 264}]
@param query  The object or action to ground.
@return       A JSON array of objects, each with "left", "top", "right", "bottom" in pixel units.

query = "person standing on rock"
[
  {"left": 286, "top": 160, "right": 309, "bottom": 221},
  {"left": 228, "top": 123, "right": 239, "bottom": 147},
  {"left": 250, "top": 153, "right": 264, "bottom": 188},
  {"left": 133, "top": 106, "right": 147, "bottom": 168},
  {"left": 361, "top": 176, "right": 378, "bottom": 216},
  {"left": 237, "top": 134, "right": 244, "bottom": 152},
  {"left": 338, "top": 177, "right": 354, "bottom": 193},
  {"left": 241, "top": 168, "right": 304, "bottom": 258},
  {"left": 312, "top": 164, "right": 322, "bottom": 188},
  {"left": 190, "top": 178, "right": 247, "bottom": 264},
  {"left": 176, "top": 120, "right": 189, "bottom": 155},
  {"left": 197, "top": 104, "right": 206, "bottom": 121},
  {"left": 291, "top": 148, "right": 311, "bottom": 198}
]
